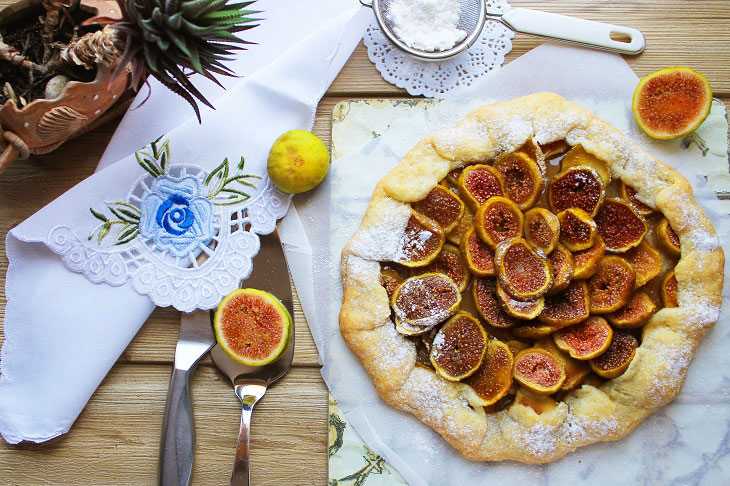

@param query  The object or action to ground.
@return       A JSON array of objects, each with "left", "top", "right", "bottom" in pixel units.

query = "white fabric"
[{"left": 0, "top": 0, "right": 370, "bottom": 444}]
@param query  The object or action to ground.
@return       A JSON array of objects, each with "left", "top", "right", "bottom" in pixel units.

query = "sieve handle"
[{"left": 499, "top": 8, "right": 645, "bottom": 55}]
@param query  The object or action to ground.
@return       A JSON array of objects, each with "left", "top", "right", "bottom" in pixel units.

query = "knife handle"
[{"left": 159, "top": 366, "right": 197, "bottom": 486}]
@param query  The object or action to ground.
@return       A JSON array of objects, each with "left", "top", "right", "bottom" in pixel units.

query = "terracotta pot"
[{"left": 0, "top": 0, "right": 132, "bottom": 172}]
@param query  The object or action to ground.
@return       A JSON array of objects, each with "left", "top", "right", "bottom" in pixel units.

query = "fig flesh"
[
  {"left": 512, "top": 320, "right": 559, "bottom": 340},
  {"left": 524, "top": 207, "right": 560, "bottom": 255},
  {"left": 560, "top": 145, "right": 611, "bottom": 186},
  {"left": 495, "top": 238, "right": 552, "bottom": 300},
  {"left": 619, "top": 182, "right": 654, "bottom": 216},
  {"left": 657, "top": 217, "right": 681, "bottom": 259},
  {"left": 457, "top": 165, "right": 505, "bottom": 212},
  {"left": 493, "top": 152, "right": 544, "bottom": 210},
  {"left": 557, "top": 207, "right": 598, "bottom": 252},
  {"left": 572, "top": 235, "right": 607, "bottom": 280},
  {"left": 595, "top": 198, "right": 648, "bottom": 253},
  {"left": 513, "top": 348, "right": 566, "bottom": 395},
  {"left": 538, "top": 281, "right": 590, "bottom": 328},
  {"left": 607, "top": 290, "right": 657, "bottom": 328},
  {"left": 535, "top": 337, "right": 591, "bottom": 391},
  {"left": 412, "top": 185, "right": 465, "bottom": 233},
  {"left": 447, "top": 206, "right": 474, "bottom": 245},
  {"left": 624, "top": 240, "right": 663, "bottom": 288},
  {"left": 463, "top": 339, "right": 515, "bottom": 406},
  {"left": 496, "top": 284, "right": 544, "bottom": 320},
  {"left": 396, "top": 211, "right": 445, "bottom": 267},
  {"left": 590, "top": 331, "right": 638, "bottom": 378},
  {"left": 380, "top": 265, "right": 405, "bottom": 300},
  {"left": 587, "top": 256, "right": 636, "bottom": 314},
  {"left": 553, "top": 316, "right": 613, "bottom": 360},
  {"left": 547, "top": 244, "right": 574, "bottom": 295},
  {"left": 661, "top": 270, "right": 679, "bottom": 308},
  {"left": 475, "top": 196, "right": 524, "bottom": 250},
  {"left": 460, "top": 226, "right": 496, "bottom": 277},
  {"left": 549, "top": 166, "right": 604, "bottom": 217},
  {"left": 424, "top": 244, "right": 471, "bottom": 292},
  {"left": 430, "top": 312, "right": 488, "bottom": 381},
  {"left": 392, "top": 273, "right": 461, "bottom": 330},
  {"left": 472, "top": 277, "right": 517, "bottom": 329}
]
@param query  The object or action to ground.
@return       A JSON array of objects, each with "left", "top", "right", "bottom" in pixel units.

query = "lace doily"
[
  {"left": 363, "top": 1, "right": 514, "bottom": 98},
  {"left": 45, "top": 139, "right": 291, "bottom": 313}
]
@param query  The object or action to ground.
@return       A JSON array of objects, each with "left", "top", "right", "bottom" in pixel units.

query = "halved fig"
[
  {"left": 512, "top": 320, "right": 558, "bottom": 339},
  {"left": 463, "top": 339, "right": 514, "bottom": 405},
  {"left": 493, "top": 152, "right": 544, "bottom": 210},
  {"left": 430, "top": 312, "right": 488, "bottom": 381},
  {"left": 475, "top": 196, "right": 524, "bottom": 250},
  {"left": 594, "top": 199, "right": 648, "bottom": 253},
  {"left": 495, "top": 238, "right": 552, "bottom": 300},
  {"left": 380, "top": 265, "right": 405, "bottom": 300},
  {"left": 624, "top": 240, "right": 663, "bottom": 288},
  {"left": 548, "top": 166, "right": 604, "bottom": 217},
  {"left": 392, "top": 273, "right": 461, "bottom": 329},
  {"left": 446, "top": 206, "right": 474, "bottom": 245},
  {"left": 506, "top": 339, "right": 530, "bottom": 356},
  {"left": 553, "top": 316, "right": 613, "bottom": 360},
  {"left": 514, "top": 388, "right": 559, "bottom": 414},
  {"left": 539, "top": 140, "right": 571, "bottom": 159},
  {"left": 395, "top": 211, "right": 445, "bottom": 267},
  {"left": 560, "top": 145, "right": 611, "bottom": 186},
  {"left": 587, "top": 256, "right": 636, "bottom": 314},
  {"left": 538, "top": 281, "right": 590, "bottom": 328},
  {"left": 619, "top": 182, "right": 654, "bottom": 216},
  {"left": 573, "top": 235, "right": 607, "bottom": 280},
  {"left": 472, "top": 277, "right": 517, "bottom": 329},
  {"left": 496, "top": 284, "right": 544, "bottom": 320},
  {"left": 524, "top": 208, "right": 560, "bottom": 255},
  {"left": 395, "top": 319, "right": 437, "bottom": 337},
  {"left": 661, "top": 270, "right": 679, "bottom": 308},
  {"left": 460, "top": 227, "right": 495, "bottom": 277},
  {"left": 607, "top": 290, "right": 657, "bottom": 328},
  {"left": 657, "top": 217, "right": 681, "bottom": 258},
  {"left": 590, "top": 331, "right": 638, "bottom": 379},
  {"left": 557, "top": 207, "right": 598, "bottom": 252},
  {"left": 457, "top": 165, "right": 505, "bottom": 212},
  {"left": 547, "top": 244, "right": 574, "bottom": 295},
  {"left": 424, "top": 244, "right": 470, "bottom": 292},
  {"left": 412, "top": 185, "right": 465, "bottom": 233},
  {"left": 513, "top": 348, "right": 566, "bottom": 395},
  {"left": 535, "top": 337, "right": 591, "bottom": 391}
]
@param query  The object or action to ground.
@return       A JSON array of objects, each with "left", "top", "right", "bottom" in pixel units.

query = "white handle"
[{"left": 500, "top": 8, "right": 645, "bottom": 55}]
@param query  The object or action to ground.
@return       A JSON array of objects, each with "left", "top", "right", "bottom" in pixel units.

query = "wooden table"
[{"left": 1, "top": 1, "right": 729, "bottom": 484}]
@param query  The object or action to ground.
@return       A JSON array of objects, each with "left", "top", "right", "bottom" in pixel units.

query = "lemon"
[{"left": 267, "top": 130, "right": 330, "bottom": 193}]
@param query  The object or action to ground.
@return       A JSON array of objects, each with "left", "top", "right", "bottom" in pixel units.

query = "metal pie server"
[{"left": 211, "top": 231, "right": 295, "bottom": 486}]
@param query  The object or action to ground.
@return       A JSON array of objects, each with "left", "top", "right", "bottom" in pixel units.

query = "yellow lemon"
[{"left": 267, "top": 130, "right": 330, "bottom": 193}]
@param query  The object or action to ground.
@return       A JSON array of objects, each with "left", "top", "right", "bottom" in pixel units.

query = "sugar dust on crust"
[{"left": 338, "top": 93, "right": 724, "bottom": 463}]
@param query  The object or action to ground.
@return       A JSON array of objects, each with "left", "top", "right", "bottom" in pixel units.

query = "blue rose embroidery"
[{"left": 139, "top": 175, "right": 214, "bottom": 257}]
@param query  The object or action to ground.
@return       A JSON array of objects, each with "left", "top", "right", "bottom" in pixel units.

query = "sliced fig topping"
[
  {"left": 524, "top": 207, "right": 560, "bottom": 255},
  {"left": 657, "top": 217, "right": 681, "bottom": 258},
  {"left": 557, "top": 207, "right": 598, "bottom": 252},
  {"left": 624, "top": 240, "right": 662, "bottom": 288},
  {"left": 460, "top": 227, "right": 495, "bottom": 277},
  {"left": 395, "top": 319, "right": 436, "bottom": 336},
  {"left": 590, "top": 331, "right": 638, "bottom": 379},
  {"left": 538, "top": 281, "right": 590, "bottom": 328},
  {"left": 513, "top": 348, "right": 566, "bottom": 395},
  {"left": 475, "top": 196, "right": 524, "bottom": 250},
  {"left": 587, "top": 256, "right": 636, "bottom": 314},
  {"left": 560, "top": 145, "right": 611, "bottom": 186},
  {"left": 607, "top": 290, "right": 657, "bottom": 328},
  {"left": 539, "top": 139, "right": 570, "bottom": 159},
  {"left": 495, "top": 238, "right": 552, "bottom": 300},
  {"left": 430, "top": 312, "right": 488, "bottom": 381},
  {"left": 547, "top": 244, "right": 574, "bottom": 295},
  {"left": 514, "top": 387, "right": 559, "bottom": 414},
  {"left": 463, "top": 339, "right": 514, "bottom": 405},
  {"left": 392, "top": 273, "right": 461, "bottom": 329},
  {"left": 446, "top": 166, "right": 467, "bottom": 186},
  {"left": 594, "top": 199, "right": 648, "bottom": 253},
  {"left": 380, "top": 265, "right": 405, "bottom": 300},
  {"left": 549, "top": 166, "right": 604, "bottom": 217},
  {"left": 619, "top": 182, "right": 654, "bottom": 216},
  {"left": 535, "top": 337, "right": 591, "bottom": 391},
  {"left": 457, "top": 165, "right": 505, "bottom": 212},
  {"left": 661, "top": 270, "right": 679, "bottom": 308},
  {"left": 496, "top": 284, "right": 544, "bottom": 320},
  {"left": 506, "top": 339, "right": 530, "bottom": 356},
  {"left": 517, "top": 138, "right": 540, "bottom": 162},
  {"left": 424, "top": 244, "right": 470, "bottom": 292},
  {"left": 446, "top": 206, "right": 474, "bottom": 245},
  {"left": 512, "top": 320, "right": 559, "bottom": 339},
  {"left": 553, "top": 316, "right": 613, "bottom": 360},
  {"left": 573, "top": 235, "right": 607, "bottom": 280},
  {"left": 412, "top": 185, "right": 465, "bottom": 233},
  {"left": 472, "top": 277, "right": 516, "bottom": 329},
  {"left": 395, "top": 211, "right": 445, "bottom": 267},
  {"left": 493, "top": 152, "right": 544, "bottom": 210}
]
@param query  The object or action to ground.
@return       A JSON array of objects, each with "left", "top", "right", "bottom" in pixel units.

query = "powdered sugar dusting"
[
  {"left": 396, "top": 229, "right": 433, "bottom": 261},
  {"left": 349, "top": 198, "right": 410, "bottom": 261}
]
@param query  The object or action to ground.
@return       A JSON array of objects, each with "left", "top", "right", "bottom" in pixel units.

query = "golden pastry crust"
[{"left": 339, "top": 93, "right": 724, "bottom": 463}]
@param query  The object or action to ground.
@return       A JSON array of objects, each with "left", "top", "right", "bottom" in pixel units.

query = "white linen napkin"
[{"left": 0, "top": 0, "right": 370, "bottom": 444}]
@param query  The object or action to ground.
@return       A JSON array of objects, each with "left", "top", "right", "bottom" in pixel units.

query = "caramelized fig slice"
[
  {"left": 395, "top": 319, "right": 436, "bottom": 337},
  {"left": 524, "top": 207, "right": 560, "bottom": 255},
  {"left": 457, "top": 165, "right": 505, "bottom": 212},
  {"left": 557, "top": 207, "right": 598, "bottom": 252},
  {"left": 496, "top": 284, "right": 545, "bottom": 320},
  {"left": 539, "top": 139, "right": 571, "bottom": 160},
  {"left": 554, "top": 316, "right": 613, "bottom": 360},
  {"left": 573, "top": 235, "right": 607, "bottom": 280},
  {"left": 590, "top": 331, "right": 638, "bottom": 379},
  {"left": 619, "top": 182, "right": 654, "bottom": 216},
  {"left": 607, "top": 290, "right": 657, "bottom": 328},
  {"left": 424, "top": 244, "right": 471, "bottom": 292},
  {"left": 495, "top": 238, "right": 552, "bottom": 300},
  {"left": 463, "top": 339, "right": 515, "bottom": 405},
  {"left": 657, "top": 217, "right": 681, "bottom": 259},
  {"left": 549, "top": 166, "right": 604, "bottom": 217},
  {"left": 460, "top": 227, "right": 496, "bottom": 277},
  {"left": 412, "top": 185, "right": 465, "bottom": 234},
  {"left": 661, "top": 270, "right": 679, "bottom": 308},
  {"left": 513, "top": 348, "right": 566, "bottom": 395},
  {"left": 473, "top": 277, "right": 517, "bottom": 329},
  {"left": 506, "top": 339, "right": 530, "bottom": 356},
  {"left": 392, "top": 273, "right": 461, "bottom": 328},
  {"left": 547, "top": 244, "right": 574, "bottom": 295},
  {"left": 538, "top": 281, "right": 590, "bottom": 328},
  {"left": 595, "top": 199, "right": 648, "bottom": 253},
  {"left": 514, "top": 387, "right": 559, "bottom": 414},
  {"left": 560, "top": 145, "right": 611, "bottom": 186},
  {"left": 512, "top": 320, "right": 558, "bottom": 339},
  {"left": 380, "top": 265, "right": 404, "bottom": 300},
  {"left": 447, "top": 206, "right": 474, "bottom": 245},
  {"left": 475, "top": 196, "right": 525, "bottom": 250},
  {"left": 430, "top": 312, "right": 488, "bottom": 381},
  {"left": 395, "top": 211, "right": 445, "bottom": 267},
  {"left": 535, "top": 337, "right": 591, "bottom": 391},
  {"left": 588, "top": 256, "right": 636, "bottom": 314},
  {"left": 493, "top": 152, "right": 544, "bottom": 210},
  {"left": 624, "top": 240, "right": 663, "bottom": 288},
  {"left": 516, "top": 137, "right": 541, "bottom": 162}
]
